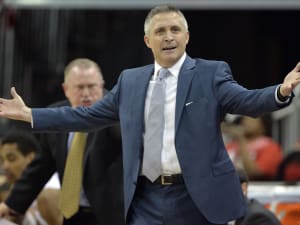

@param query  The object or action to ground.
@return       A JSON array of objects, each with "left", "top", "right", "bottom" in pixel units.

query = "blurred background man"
[{"left": 0, "top": 58, "right": 124, "bottom": 225}]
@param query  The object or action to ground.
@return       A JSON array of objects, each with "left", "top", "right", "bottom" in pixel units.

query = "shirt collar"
[{"left": 154, "top": 52, "right": 187, "bottom": 79}]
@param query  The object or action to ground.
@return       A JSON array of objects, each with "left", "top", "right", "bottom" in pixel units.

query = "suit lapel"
[
  {"left": 83, "top": 133, "right": 92, "bottom": 166},
  {"left": 127, "top": 66, "right": 153, "bottom": 177},
  {"left": 134, "top": 65, "right": 154, "bottom": 133},
  {"left": 175, "top": 56, "right": 196, "bottom": 133}
]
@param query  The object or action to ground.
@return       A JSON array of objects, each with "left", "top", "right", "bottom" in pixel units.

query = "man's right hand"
[
  {"left": 0, "top": 203, "right": 11, "bottom": 218},
  {"left": 0, "top": 87, "right": 32, "bottom": 123},
  {"left": 0, "top": 203, "right": 23, "bottom": 224}
]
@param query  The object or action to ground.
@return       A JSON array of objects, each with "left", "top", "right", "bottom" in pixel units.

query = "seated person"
[
  {"left": 223, "top": 115, "right": 283, "bottom": 180},
  {"left": 228, "top": 168, "right": 281, "bottom": 225},
  {"left": 276, "top": 138, "right": 300, "bottom": 181},
  {"left": 0, "top": 130, "right": 62, "bottom": 225},
  {"left": 276, "top": 149, "right": 300, "bottom": 181}
]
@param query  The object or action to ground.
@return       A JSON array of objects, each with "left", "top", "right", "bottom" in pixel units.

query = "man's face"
[
  {"left": 63, "top": 66, "right": 104, "bottom": 107},
  {"left": 144, "top": 12, "right": 189, "bottom": 68},
  {"left": 0, "top": 143, "right": 34, "bottom": 184}
]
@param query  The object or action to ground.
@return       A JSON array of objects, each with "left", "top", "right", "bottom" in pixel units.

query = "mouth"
[
  {"left": 162, "top": 46, "right": 177, "bottom": 52},
  {"left": 4, "top": 172, "right": 13, "bottom": 182},
  {"left": 81, "top": 100, "right": 92, "bottom": 106}
]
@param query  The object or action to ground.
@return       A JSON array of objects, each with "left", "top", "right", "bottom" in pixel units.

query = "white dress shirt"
[{"left": 143, "top": 53, "right": 187, "bottom": 175}]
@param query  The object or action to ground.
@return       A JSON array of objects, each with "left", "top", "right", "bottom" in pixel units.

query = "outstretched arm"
[
  {"left": 279, "top": 62, "right": 300, "bottom": 97},
  {"left": 0, "top": 87, "right": 32, "bottom": 123}
]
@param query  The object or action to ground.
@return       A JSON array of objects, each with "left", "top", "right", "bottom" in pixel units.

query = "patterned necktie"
[
  {"left": 143, "top": 68, "right": 169, "bottom": 182},
  {"left": 59, "top": 132, "right": 87, "bottom": 219}
]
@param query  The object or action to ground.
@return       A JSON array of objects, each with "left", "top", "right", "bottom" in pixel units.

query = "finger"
[
  {"left": 10, "top": 87, "right": 21, "bottom": 100},
  {"left": 293, "top": 62, "right": 300, "bottom": 72},
  {"left": 10, "top": 87, "right": 17, "bottom": 98}
]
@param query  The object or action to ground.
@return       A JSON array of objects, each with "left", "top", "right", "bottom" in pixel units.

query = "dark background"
[{"left": 0, "top": 8, "right": 299, "bottom": 130}]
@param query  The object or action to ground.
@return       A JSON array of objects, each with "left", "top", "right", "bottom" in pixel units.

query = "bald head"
[{"left": 62, "top": 58, "right": 105, "bottom": 107}]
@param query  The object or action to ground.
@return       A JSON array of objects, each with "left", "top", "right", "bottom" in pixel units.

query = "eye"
[
  {"left": 88, "top": 84, "right": 98, "bottom": 90},
  {"left": 171, "top": 26, "right": 181, "bottom": 33},
  {"left": 7, "top": 154, "right": 17, "bottom": 162},
  {"left": 76, "top": 85, "right": 84, "bottom": 91},
  {"left": 155, "top": 28, "right": 165, "bottom": 35}
]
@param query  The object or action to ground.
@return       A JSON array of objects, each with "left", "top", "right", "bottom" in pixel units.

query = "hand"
[
  {"left": 0, "top": 87, "right": 32, "bottom": 122},
  {"left": 0, "top": 202, "right": 23, "bottom": 224},
  {"left": 280, "top": 62, "right": 300, "bottom": 97},
  {"left": 0, "top": 202, "right": 10, "bottom": 218}
]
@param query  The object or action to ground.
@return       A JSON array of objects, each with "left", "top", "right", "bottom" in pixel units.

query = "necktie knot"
[{"left": 158, "top": 68, "right": 169, "bottom": 81}]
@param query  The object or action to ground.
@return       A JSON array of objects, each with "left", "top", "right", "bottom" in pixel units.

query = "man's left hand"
[{"left": 280, "top": 62, "right": 300, "bottom": 96}]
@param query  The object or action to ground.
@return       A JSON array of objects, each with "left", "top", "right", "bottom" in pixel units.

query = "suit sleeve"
[
  {"left": 213, "top": 61, "right": 287, "bottom": 116},
  {"left": 31, "top": 77, "right": 121, "bottom": 132}
]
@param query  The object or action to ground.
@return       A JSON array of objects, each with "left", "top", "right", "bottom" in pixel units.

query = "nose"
[
  {"left": 81, "top": 86, "right": 91, "bottom": 96},
  {"left": 164, "top": 31, "right": 174, "bottom": 41}
]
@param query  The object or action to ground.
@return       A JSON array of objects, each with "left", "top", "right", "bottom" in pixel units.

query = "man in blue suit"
[{"left": 0, "top": 4, "right": 300, "bottom": 225}]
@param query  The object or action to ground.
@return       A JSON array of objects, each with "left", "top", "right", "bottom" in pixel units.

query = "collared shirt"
[
  {"left": 143, "top": 52, "right": 187, "bottom": 175},
  {"left": 142, "top": 53, "right": 289, "bottom": 176}
]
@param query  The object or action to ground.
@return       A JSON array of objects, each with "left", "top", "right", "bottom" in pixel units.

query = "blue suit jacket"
[{"left": 32, "top": 56, "right": 286, "bottom": 224}]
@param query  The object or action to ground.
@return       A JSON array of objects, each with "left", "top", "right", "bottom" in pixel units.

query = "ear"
[
  {"left": 144, "top": 35, "right": 151, "bottom": 48},
  {"left": 185, "top": 31, "right": 190, "bottom": 45},
  {"left": 62, "top": 83, "right": 68, "bottom": 98},
  {"left": 26, "top": 152, "right": 36, "bottom": 163}
]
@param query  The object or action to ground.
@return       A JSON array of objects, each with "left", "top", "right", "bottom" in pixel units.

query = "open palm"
[
  {"left": 0, "top": 87, "right": 31, "bottom": 122},
  {"left": 281, "top": 62, "right": 300, "bottom": 96}
]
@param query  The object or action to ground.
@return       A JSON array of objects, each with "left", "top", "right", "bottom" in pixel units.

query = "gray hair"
[{"left": 144, "top": 4, "right": 189, "bottom": 35}]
